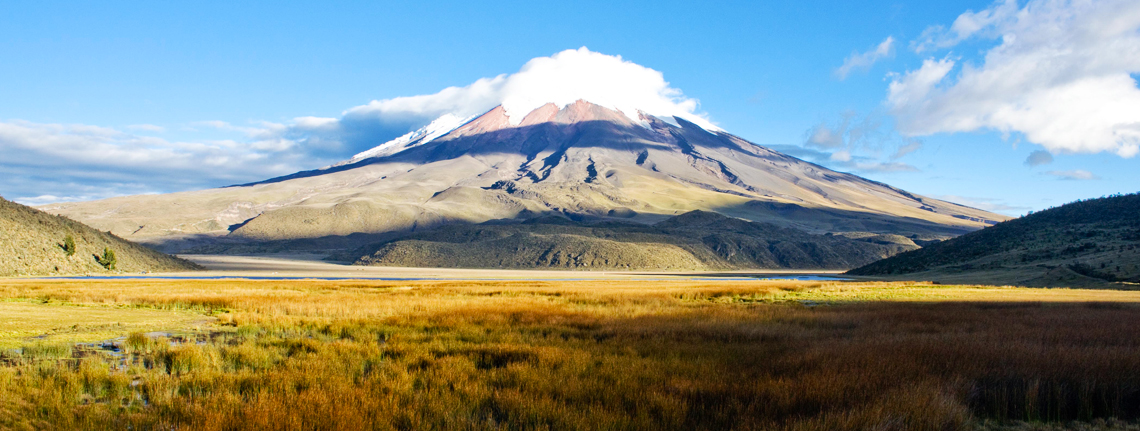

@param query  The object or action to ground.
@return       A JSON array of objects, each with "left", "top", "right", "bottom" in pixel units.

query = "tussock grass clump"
[
  {"left": 20, "top": 342, "right": 73, "bottom": 361},
  {"left": 125, "top": 331, "right": 150, "bottom": 354}
]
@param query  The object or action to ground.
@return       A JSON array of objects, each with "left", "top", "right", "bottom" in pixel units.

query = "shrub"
[
  {"left": 98, "top": 247, "right": 117, "bottom": 270},
  {"left": 63, "top": 235, "right": 76, "bottom": 256}
]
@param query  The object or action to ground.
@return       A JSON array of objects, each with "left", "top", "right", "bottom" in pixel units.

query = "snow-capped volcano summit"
[
  {"left": 346, "top": 113, "right": 476, "bottom": 163},
  {"left": 489, "top": 48, "right": 718, "bottom": 129},
  {"left": 337, "top": 47, "right": 718, "bottom": 151},
  {"left": 43, "top": 98, "right": 1004, "bottom": 250},
  {"left": 327, "top": 47, "right": 721, "bottom": 168},
  {"left": 342, "top": 99, "right": 713, "bottom": 168}
]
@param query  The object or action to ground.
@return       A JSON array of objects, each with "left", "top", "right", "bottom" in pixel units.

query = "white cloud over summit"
[
  {"left": 888, "top": 0, "right": 1140, "bottom": 158},
  {"left": 340, "top": 47, "right": 716, "bottom": 134}
]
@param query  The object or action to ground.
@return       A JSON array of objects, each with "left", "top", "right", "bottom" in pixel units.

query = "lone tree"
[
  {"left": 98, "top": 247, "right": 117, "bottom": 270},
  {"left": 63, "top": 235, "right": 76, "bottom": 256}
]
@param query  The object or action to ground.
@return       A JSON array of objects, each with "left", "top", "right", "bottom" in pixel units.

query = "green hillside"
[
  {"left": 347, "top": 211, "right": 916, "bottom": 270},
  {"left": 0, "top": 197, "right": 202, "bottom": 276},
  {"left": 847, "top": 193, "right": 1140, "bottom": 287}
]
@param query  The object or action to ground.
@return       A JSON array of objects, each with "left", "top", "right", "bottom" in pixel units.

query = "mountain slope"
[
  {"left": 347, "top": 211, "right": 916, "bottom": 270},
  {"left": 846, "top": 193, "right": 1140, "bottom": 287},
  {"left": 40, "top": 101, "right": 1006, "bottom": 254},
  {"left": 0, "top": 197, "right": 202, "bottom": 276}
]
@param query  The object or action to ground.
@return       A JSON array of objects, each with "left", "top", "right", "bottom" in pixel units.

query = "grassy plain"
[
  {"left": 1, "top": 279, "right": 1139, "bottom": 430},
  {"left": 0, "top": 301, "right": 206, "bottom": 349}
]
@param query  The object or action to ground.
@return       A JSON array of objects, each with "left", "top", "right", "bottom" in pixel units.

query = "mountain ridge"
[
  {"left": 345, "top": 210, "right": 917, "bottom": 271},
  {"left": 0, "top": 196, "right": 202, "bottom": 276},
  {"left": 846, "top": 193, "right": 1140, "bottom": 287},
  {"left": 39, "top": 101, "right": 1007, "bottom": 257}
]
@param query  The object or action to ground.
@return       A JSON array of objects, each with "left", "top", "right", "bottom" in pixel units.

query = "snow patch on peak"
[
  {"left": 349, "top": 114, "right": 473, "bottom": 162},
  {"left": 638, "top": 111, "right": 681, "bottom": 129}
]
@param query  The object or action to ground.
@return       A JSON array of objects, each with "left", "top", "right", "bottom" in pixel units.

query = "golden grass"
[
  {"left": 0, "top": 301, "right": 206, "bottom": 349},
  {"left": 0, "top": 279, "right": 1138, "bottom": 430}
]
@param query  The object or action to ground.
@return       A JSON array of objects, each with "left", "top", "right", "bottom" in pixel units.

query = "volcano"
[{"left": 42, "top": 99, "right": 1003, "bottom": 260}]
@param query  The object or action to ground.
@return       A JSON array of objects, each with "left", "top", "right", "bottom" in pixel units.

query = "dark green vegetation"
[
  {"left": 848, "top": 193, "right": 1140, "bottom": 288},
  {"left": 1, "top": 279, "right": 1139, "bottom": 430},
  {"left": 97, "top": 248, "right": 117, "bottom": 270},
  {"left": 344, "top": 210, "right": 919, "bottom": 270},
  {"left": 62, "top": 236, "right": 76, "bottom": 257},
  {"left": 0, "top": 197, "right": 201, "bottom": 276}
]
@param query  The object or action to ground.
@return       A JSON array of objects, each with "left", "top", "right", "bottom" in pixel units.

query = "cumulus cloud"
[
  {"left": 1024, "top": 149, "right": 1054, "bottom": 166},
  {"left": 1045, "top": 169, "right": 1099, "bottom": 180},
  {"left": 835, "top": 37, "right": 896, "bottom": 80},
  {"left": 889, "top": 0, "right": 1140, "bottom": 158},
  {"left": 341, "top": 47, "right": 714, "bottom": 134}
]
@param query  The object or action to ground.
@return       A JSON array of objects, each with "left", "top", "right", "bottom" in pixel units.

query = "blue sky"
[{"left": 1, "top": 0, "right": 1137, "bottom": 215}]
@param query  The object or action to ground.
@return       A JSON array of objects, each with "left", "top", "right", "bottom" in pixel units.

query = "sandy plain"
[{"left": 34, "top": 253, "right": 846, "bottom": 281}]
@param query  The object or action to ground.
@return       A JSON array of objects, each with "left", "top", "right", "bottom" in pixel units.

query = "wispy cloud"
[
  {"left": 835, "top": 37, "right": 896, "bottom": 80},
  {"left": 1044, "top": 170, "right": 1100, "bottom": 181},
  {"left": 766, "top": 145, "right": 835, "bottom": 162},
  {"left": 911, "top": 0, "right": 1020, "bottom": 53},
  {"left": 890, "top": 139, "right": 923, "bottom": 160},
  {"left": 0, "top": 120, "right": 327, "bottom": 203},
  {"left": 889, "top": 0, "right": 1140, "bottom": 158},
  {"left": 1024, "top": 150, "right": 1053, "bottom": 167},
  {"left": 804, "top": 112, "right": 888, "bottom": 151},
  {"left": 773, "top": 143, "right": 919, "bottom": 173},
  {"left": 847, "top": 161, "right": 919, "bottom": 173},
  {"left": 931, "top": 194, "right": 1030, "bottom": 215},
  {"left": 796, "top": 111, "right": 922, "bottom": 174},
  {"left": 804, "top": 125, "right": 844, "bottom": 150},
  {"left": 127, "top": 124, "right": 165, "bottom": 133}
]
